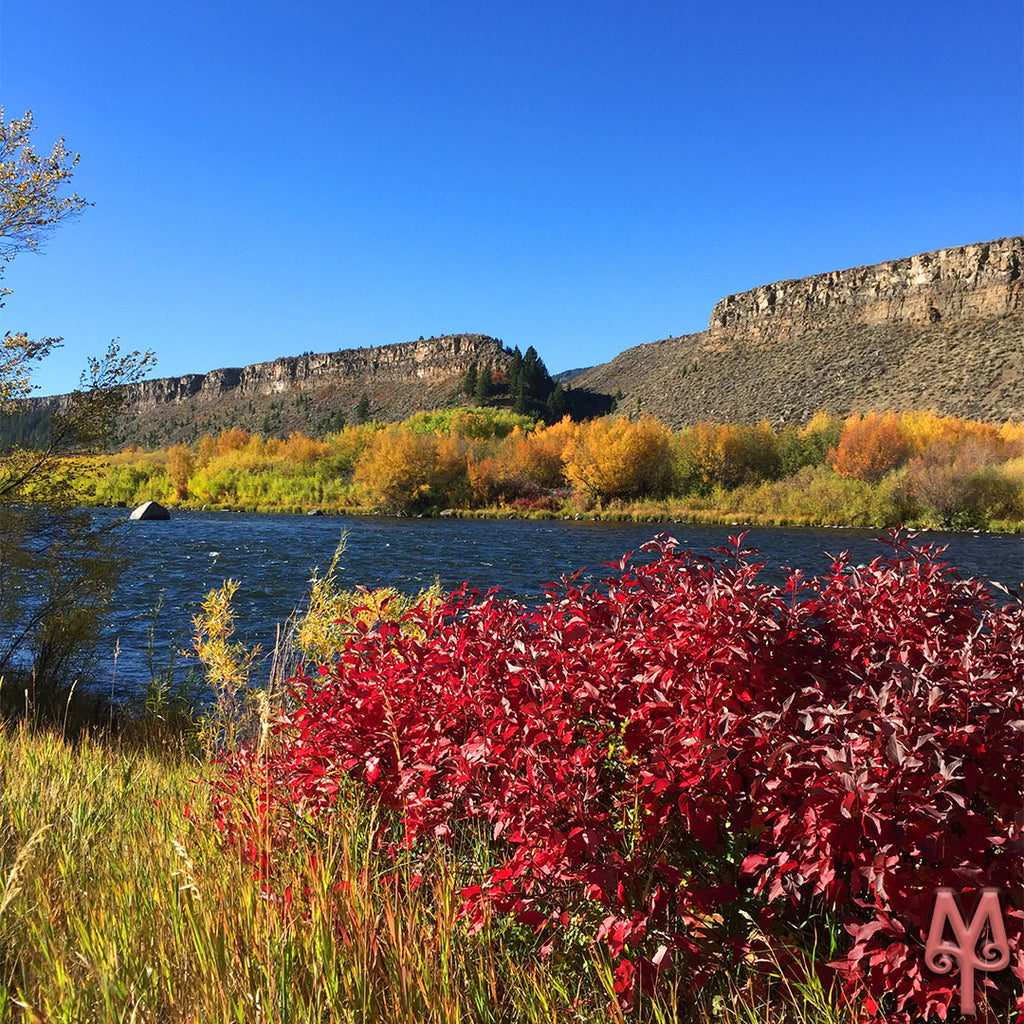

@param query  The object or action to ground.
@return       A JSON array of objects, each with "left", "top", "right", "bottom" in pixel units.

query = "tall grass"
[
  {"left": 0, "top": 721, "right": 878, "bottom": 1023},
  {"left": 0, "top": 723, "right": 561, "bottom": 1022}
]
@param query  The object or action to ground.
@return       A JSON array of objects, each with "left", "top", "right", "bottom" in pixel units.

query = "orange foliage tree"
[
  {"left": 828, "top": 412, "right": 913, "bottom": 483},
  {"left": 166, "top": 443, "right": 194, "bottom": 499},
  {"left": 278, "top": 430, "right": 330, "bottom": 466},
  {"left": 515, "top": 417, "right": 575, "bottom": 490},
  {"left": 353, "top": 425, "right": 469, "bottom": 512},
  {"left": 216, "top": 428, "right": 251, "bottom": 458},
  {"left": 467, "top": 419, "right": 575, "bottom": 504}
]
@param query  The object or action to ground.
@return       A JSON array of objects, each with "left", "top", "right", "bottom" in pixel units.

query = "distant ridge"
[
  {"left": 572, "top": 236, "right": 1023, "bottom": 426},
  {"left": 552, "top": 366, "right": 593, "bottom": 385},
  {"left": 23, "top": 334, "right": 512, "bottom": 447},
  {"left": 12, "top": 236, "right": 1023, "bottom": 448}
]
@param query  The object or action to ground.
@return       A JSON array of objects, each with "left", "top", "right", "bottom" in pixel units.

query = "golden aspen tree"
[
  {"left": 518, "top": 417, "right": 575, "bottom": 490},
  {"left": 562, "top": 414, "right": 672, "bottom": 502},
  {"left": 279, "top": 430, "right": 330, "bottom": 466},
  {"left": 353, "top": 425, "right": 460, "bottom": 512},
  {"left": 674, "top": 422, "right": 736, "bottom": 493},
  {"left": 215, "top": 427, "right": 250, "bottom": 457},
  {"left": 167, "top": 443, "right": 194, "bottom": 498},
  {"left": 900, "top": 410, "right": 965, "bottom": 453},
  {"left": 196, "top": 433, "right": 218, "bottom": 468}
]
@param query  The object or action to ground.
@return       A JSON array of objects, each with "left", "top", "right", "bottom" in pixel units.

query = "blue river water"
[{"left": 81, "top": 509, "right": 1023, "bottom": 698}]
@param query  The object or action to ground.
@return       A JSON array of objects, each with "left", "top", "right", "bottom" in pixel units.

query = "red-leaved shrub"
[{"left": 212, "top": 533, "right": 1023, "bottom": 1020}]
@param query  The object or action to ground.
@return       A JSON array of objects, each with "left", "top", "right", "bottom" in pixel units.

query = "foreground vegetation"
[
  {"left": 0, "top": 543, "right": 854, "bottom": 1024},
  {"left": 0, "top": 723, "right": 859, "bottom": 1024},
  {"left": 1, "top": 533, "right": 1020, "bottom": 1022},
  {"left": 39, "top": 406, "right": 1024, "bottom": 532}
]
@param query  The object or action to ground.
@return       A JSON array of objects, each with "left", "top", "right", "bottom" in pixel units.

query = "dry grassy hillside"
[{"left": 575, "top": 236, "right": 1023, "bottom": 426}]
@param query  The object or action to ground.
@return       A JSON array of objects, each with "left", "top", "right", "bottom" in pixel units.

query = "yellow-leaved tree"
[
  {"left": 562, "top": 414, "right": 672, "bottom": 504},
  {"left": 353, "top": 424, "right": 469, "bottom": 512},
  {"left": 167, "top": 443, "right": 194, "bottom": 498}
]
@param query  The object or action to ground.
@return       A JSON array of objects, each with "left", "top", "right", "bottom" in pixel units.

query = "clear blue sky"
[{"left": 2, "top": 0, "right": 1021, "bottom": 396}]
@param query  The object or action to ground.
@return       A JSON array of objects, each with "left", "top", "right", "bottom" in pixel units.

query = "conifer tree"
[
  {"left": 545, "top": 382, "right": 568, "bottom": 422},
  {"left": 355, "top": 392, "right": 371, "bottom": 424},
  {"left": 520, "top": 345, "right": 553, "bottom": 403},
  {"left": 474, "top": 363, "right": 494, "bottom": 405},
  {"left": 507, "top": 347, "right": 523, "bottom": 397}
]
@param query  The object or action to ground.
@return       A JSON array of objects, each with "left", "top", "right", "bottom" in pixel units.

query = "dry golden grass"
[{"left": 0, "top": 718, "right": 870, "bottom": 1024}]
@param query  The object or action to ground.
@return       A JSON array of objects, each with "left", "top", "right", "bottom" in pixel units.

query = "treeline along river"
[{"left": 89, "top": 509, "right": 1024, "bottom": 701}]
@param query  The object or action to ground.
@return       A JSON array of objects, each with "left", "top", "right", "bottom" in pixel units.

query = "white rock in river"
[{"left": 129, "top": 500, "right": 171, "bottom": 521}]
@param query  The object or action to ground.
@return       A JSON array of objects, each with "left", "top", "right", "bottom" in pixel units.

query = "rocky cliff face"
[
  {"left": 130, "top": 334, "right": 505, "bottom": 408},
  {"left": 709, "top": 238, "right": 1022, "bottom": 338},
  {"left": 96, "top": 334, "right": 509, "bottom": 444},
  {"left": 574, "top": 236, "right": 1024, "bottom": 427}
]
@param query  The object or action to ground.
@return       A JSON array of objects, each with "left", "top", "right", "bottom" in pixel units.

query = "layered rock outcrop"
[
  {"left": 96, "top": 334, "right": 507, "bottom": 445},
  {"left": 130, "top": 334, "right": 505, "bottom": 409},
  {"left": 574, "top": 236, "right": 1024, "bottom": 427},
  {"left": 708, "top": 237, "right": 1021, "bottom": 338}
]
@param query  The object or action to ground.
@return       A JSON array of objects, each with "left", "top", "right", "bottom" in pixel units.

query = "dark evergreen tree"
[
  {"left": 522, "top": 346, "right": 539, "bottom": 397},
  {"left": 507, "top": 347, "right": 524, "bottom": 398},
  {"left": 545, "top": 382, "right": 569, "bottom": 422},
  {"left": 463, "top": 361, "right": 478, "bottom": 397},
  {"left": 518, "top": 345, "right": 554, "bottom": 403},
  {"left": 355, "top": 392, "right": 371, "bottom": 424},
  {"left": 474, "top": 364, "right": 495, "bottom": 405}
]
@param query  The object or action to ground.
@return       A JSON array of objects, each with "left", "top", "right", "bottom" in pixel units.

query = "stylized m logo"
[{"left": 925, "top": 888, "right": 1010, "bottom": 1016}]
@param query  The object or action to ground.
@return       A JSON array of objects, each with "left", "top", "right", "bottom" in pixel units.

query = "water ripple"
[{"left": 81, "top": 509, "right": 1022, "bottom": 700}]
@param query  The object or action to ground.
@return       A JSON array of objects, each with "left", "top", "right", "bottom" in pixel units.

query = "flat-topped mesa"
[
  {"left": 708, "top": 236, "right": 1024, "bottom": 342},
  {"left": 131, "top": 333, "right": 507, "bottom": 407},
  {"left": 7, "top": 333, "right": 513, "bottom": 446},
  {"left": 570, "top": 235, "right": 1024, "bottom": 426}
]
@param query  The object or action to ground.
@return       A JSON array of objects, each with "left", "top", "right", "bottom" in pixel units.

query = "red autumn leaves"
[{"left": 213, "top": 533, "right": 1023, "bottom": 1020}]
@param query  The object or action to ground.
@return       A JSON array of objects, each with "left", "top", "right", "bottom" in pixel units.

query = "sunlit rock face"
[
  {"left": 39, "top": 334, "right": 511, "bottom": 446},
  {"left": 708, "top": 237, "right": 1022, "bottom": 339},
  {"left": 573, "top": 236, "right": 1024, "bottom": 427},
  {"left": 129, "top": 334, "right": 508, "bottom": 409}
]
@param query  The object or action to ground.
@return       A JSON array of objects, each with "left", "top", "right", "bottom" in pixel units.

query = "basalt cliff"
[
  {"left": 572, "top": 236, "right": 1023, "bottom": 427},
  {"left": 97, "top": 334, "right": 509, "bottom": 445}
]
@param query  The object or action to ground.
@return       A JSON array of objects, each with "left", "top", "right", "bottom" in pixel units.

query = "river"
[{"left": 82, "top": 509, "right": 1024, "bottom": 700}]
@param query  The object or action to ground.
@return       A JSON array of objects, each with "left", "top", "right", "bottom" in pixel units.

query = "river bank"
[
  {"left": 92, "top": 494, "right": 1024, "bottom": 534},
  {"left": 39, "top": 406, "right": 1024, "bottom": 535}
]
